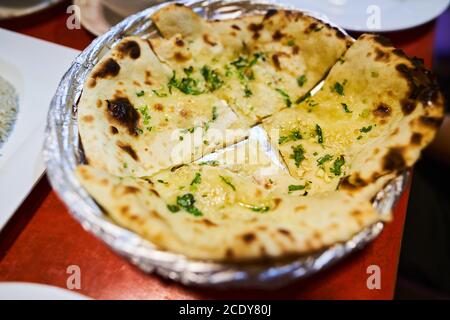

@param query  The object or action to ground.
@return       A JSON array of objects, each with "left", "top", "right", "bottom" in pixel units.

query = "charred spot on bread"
[
  {"left": 117, "top": 40, "right": 141, "bottom": 59},
  {"left": 382, "top": 147, "right": 406, "bottom": 171},
  {"left": 263, "top": 9, "right": 278, "bottom": 20},
  {"left": 410, "top": 132, "right": 423, "bottom": 145},
  {"left": 272, "top": 30, "right": 285, "bottom": 41},
  {"left": 373, "top": 103, "right": 392, "bottom": 117},
  {"left": 107, "top": 97, "right": 140, "bottom": 136},
  {"left": 419, "top": 116, "right": 443, "bottom": 128},
  {"left": 117, "top": 142, "right": 139, "bottom": 161},
  {"left": 89, "top": 58, "right": 120, "bottom": 87},
  {"left": 374, "top": 35, "right": 393, "bottom": 47},
  {"left": 242, "top": 232, "right": 256, "bottom": 243},
  {"left": 396, "top": 61, "right": 440, "bottom": 106}
]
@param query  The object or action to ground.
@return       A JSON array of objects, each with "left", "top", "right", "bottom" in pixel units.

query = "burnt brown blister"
[
  {"left": 117, "top": 142, "right": 139, "bottom": 161},
  {"left": 106, "top": 97, "right": 140, "bottom": 136},
  {"left": 117, "top": 40, "right": 141, "bottom": 59},
  {"left": 242, "top": 233, "right": 256, "bottom": 243},
  {"left": 382, "top": 147, "right": 407, "bottom": 172},
  {"left": 90, "top": 58, "right": 121, "bottom": 88}
]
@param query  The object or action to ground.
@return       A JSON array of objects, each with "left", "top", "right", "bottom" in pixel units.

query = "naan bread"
[
  {"left": 76, "top": 164, "right": 380, "bottom": 261},
  {"left": 263, "top": 34, "right": 444, "bottom": 199},
  {"left": 150, "top": 4, "right": 352, "bottom": 125},
  {"left": 75, "top": 4, "right": 444, "bottom": 263},
  {"left": 78, "top": 36, "right": 249, "bottom": 177}
]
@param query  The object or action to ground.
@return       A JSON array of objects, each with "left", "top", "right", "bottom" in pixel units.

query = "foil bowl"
[{"left": 44, "top": 0, "right": 408, "bottom": 289}]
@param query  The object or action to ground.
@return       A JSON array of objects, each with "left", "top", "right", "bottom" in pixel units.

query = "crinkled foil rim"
[{"left": 44, "top": 0, "right": 409, "bottom": 289}]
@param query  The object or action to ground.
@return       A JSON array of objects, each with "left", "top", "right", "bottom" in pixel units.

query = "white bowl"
[{"left": 100, "top": 0, "right": 160, "bottom": 17}]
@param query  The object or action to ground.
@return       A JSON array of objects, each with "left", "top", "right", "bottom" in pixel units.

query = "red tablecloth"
[{"left": 0, "top": 2, "right": 437, "bottom": 299}]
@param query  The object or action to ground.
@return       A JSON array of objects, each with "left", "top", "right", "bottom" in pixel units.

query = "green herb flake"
[
  {"left": 287, "top": 39, "right": 295, "bottom": 46},
  {"left": 244, "top": 85, "right": 252, "bottom": 97},
  {"left": 176, "top": 193, "right": 203, "bottom": 216},
  {"left": 201, "top": 65, "right": 224, "bottom": 92},
  {"left": 190, "top": 172, "right": 202, "bottom": 186},
  {"left": 136, "top": 90, "right": 145, "bottom": 97},
  {"left": 152, "top": 89, "right": 168, "bottom": 97},
  {"left": 167, "top": 204, "right": 180, "bottom": 213},
  {"left": 278, "top": 130, "right": 302, "bottom": 144},
  {"left": 251, "top": 206, "right": 270, "bottom": 213},
  {"left": 332, "top": 82, "right": 345, "bottom": 96},
  {"left": 275, "top": 88, "right": 292, "bottom": 107},
  {"left": 168, "top": 71, "right": 204, "bottom": 95},
  {"left": 290, "top": 145, "right": 306, "bottom": 168},
  {"left": 219, "top": 175, "right": 236, "bottom": 191},
  {"left": 341, "top": 103, "right": 352, "bottom": 113},
  {"left": 288, "top": 184, "right": 306, "bottom": 192},
  {"left": 212, "top": 106, "right": 218, "bottom": 121},
  {"left": 360, "top": 125, "right": 373, "bottom": 133},
  {"left": 371, "top": 71, "right": 379, "bottom": 78},
  {"left": 157, "top": 179, "right": 168, "bottom": 185},
  {"left": 138, "top": 106, "right": 151, "bottom": 126},
  {"left": 317, "top": 154, "right": 333, "bottom": 166},
  {"left": 297, "top": 75, "right": 307, "bottom": 87},
  {"left": 330, "top": 155, "right": 345, "bottom": 176},
  {"left": 199, "top": 160, "right": 219, "bottom": 166},
  {"left": 315, "top": 124, "right": 324, "bottom": 144}
]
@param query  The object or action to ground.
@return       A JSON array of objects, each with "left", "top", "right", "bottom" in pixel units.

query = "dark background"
[{"left": 395, "top": 7, "right": 450, "bottom": 299}]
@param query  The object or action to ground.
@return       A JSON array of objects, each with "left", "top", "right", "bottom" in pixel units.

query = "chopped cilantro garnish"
[
  {"left": 212, "top": 106, "right": 218, "bottom": 121},
  {"left": 168, "top": 71, "right": 204, "bottom": 95},
  {"left": 315, "top": 124, "right": 324, "bottom": 144},
  {"left": 157, "top": 179, "right": 168, "bottom": 184},
  {"left": 138, "top": 106, "right": 151, "bottom": 126},
  {"left": 371, "top": 71, "right": 379, "bottom": 78},
  {"left": 297, "top": 75, "right": 307, "bottom": 87},
  {"left": 190, "top": 172, "right": 202, "bottom": 186},
  {"left": 288, "top": 184, "right": 306, "bottom": 192},
  {"left": 287, "top": 39, "right": 295, "bottom": 46},
  {"left": 317, "top": 154, "right": 333, "bottom": 166},
  {"left": 201, "top": 65, "right": 224, "bottom": 92},
  {"left": 275, "top": 88, "right": 292, "bottom": 107},
  {"left": 342, "top": 103, "right": 352, "bottom": 113},
  {"left": 290, "top": 145, "right": 306, "bottom": 168},
  {"left": 332, "top": 82, "right": 345, "bottom": 96},
  {"left": 250, "top": 206, "right": 270, "bottom": 213},
  {"left": 199, "top": 160, "right": 219, "bottom": 166},
  {"left": 278, "top": 130, "right": 302, "bottom": 144},
  {"left": 167, "top": 204, "right": 180, "bottom": 213},
  {"left": 135, "top": 127, "right": 143, "bottom": 135},
  {"left": 176, "top": 193, "right": 203, "bottom": 216},
  {"left": 183, "top": 66, "right": 194, "bottom": 76},
  {"left": 152, "top": 89, "right": 168, "bottom": 97},
  {"left": 136, "top": 90, "right": 145, "bottom": 97},
  {"left": 360, "top": 125, "right": 373, "bottom": 133},
  {"left": 330, "top": 155, "right": 345, "bottom": 176},
  {"left": 219, "top": 175, "right": 236, "bottom": 191},
  {"left": 244, "top": 84, "right": 252, "bottom": 97}
]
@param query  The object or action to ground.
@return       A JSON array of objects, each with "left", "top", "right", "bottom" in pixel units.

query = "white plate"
[
  {"left": 74, "top": 0, "right": 125, "bottom": 36},
  {"left": 0, "top": 28, "right": 79, "bottom": 230},
  {"left": 0, "top": 0, "right": 65, "bottom": 20},
  {"left": 282, "top": 0, "right": 450, "bottom": 32},
  {"left": 0, "top": 282, "right": 90, "bottom": 300}
]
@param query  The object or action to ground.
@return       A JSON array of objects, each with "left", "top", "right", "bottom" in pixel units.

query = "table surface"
[{"left": 0, "top": 1, "right": 438, "bottom": 300}]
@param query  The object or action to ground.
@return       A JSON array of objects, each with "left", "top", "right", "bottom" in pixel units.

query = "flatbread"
[
  {"left": 75, "top": 4, "right": 444, "bottom": 263},
  {"left": 78, "top": 36, "right": 249, "bottom": 177},
  {"left": 150, "top": 4, "right": 352, "bottom": 125},
  {"left": 76, "top": 164, "right": 380, "bottom": 261},
  {"left": 263, "top": 34, "right": 444, "bottom": 199}
]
